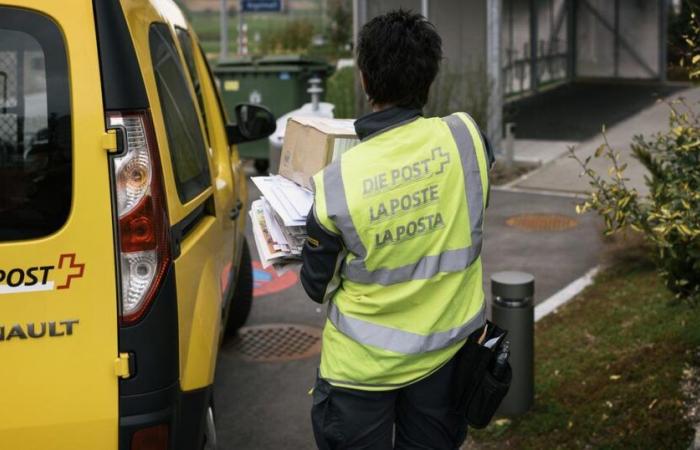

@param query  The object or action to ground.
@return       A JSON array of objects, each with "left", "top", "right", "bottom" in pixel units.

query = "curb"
[
  {"left": 534, "top": 266, "right": 600, "bottom": 323},
  {"left": 692, "top": 430, "right": 700, "bottom": 450},
  {"left": 690, "top": 427, "right": 700, "bottom": 450},
  {"left": 493, "top": 184, "right": 588, "bottom": 199}
]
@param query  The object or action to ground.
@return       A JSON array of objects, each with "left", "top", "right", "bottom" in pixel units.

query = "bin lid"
[
  {"left": 215, "top": 56, "right": 256, "bottom": 67},
  {"left": 214, "top": 54, "right": 333, "bottom": 75},
  {"left": 257, "top": 54, "right": 328, "bottom": 67}
]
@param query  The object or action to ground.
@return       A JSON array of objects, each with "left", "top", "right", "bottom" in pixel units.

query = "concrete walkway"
[
  {"left": 509, "top": 86, "right": 700, "bottom": 196},
  {"left": 511, "top": 139, "right": 575, "bottom": 166}
]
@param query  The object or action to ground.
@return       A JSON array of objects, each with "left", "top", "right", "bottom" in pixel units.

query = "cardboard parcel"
[
  {"left": 250, "top": 117, "right": 359, "bottom": 272},
  {"left": 279, "top": 117, "right": 359, "bottom": 190}
]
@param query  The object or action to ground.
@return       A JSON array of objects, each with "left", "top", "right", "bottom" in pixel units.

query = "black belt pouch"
[{"left": 453, "top": 322, "right": 512, "bottom": 429}]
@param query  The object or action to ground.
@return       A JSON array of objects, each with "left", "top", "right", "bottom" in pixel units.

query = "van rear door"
[{"left": 0, "top": 3, "right": 119, "bottom": 449}]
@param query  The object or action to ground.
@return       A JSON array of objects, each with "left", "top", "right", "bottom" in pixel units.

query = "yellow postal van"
[{"left": 0, "top": 0, "right": 275, "bottom": 448}]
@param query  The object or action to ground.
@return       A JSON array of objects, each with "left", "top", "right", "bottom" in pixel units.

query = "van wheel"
[
  {"left": 202, "top": 404, "right": 217, "bottom": 450},
  {"left": 254, "top": 158, "right": 269, "bottom": 174},
  {"left": 226, "top": 240, "right": 253, "bottom": 335}
]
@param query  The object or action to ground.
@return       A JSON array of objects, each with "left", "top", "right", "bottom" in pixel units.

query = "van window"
[
  {"left": 198, "top": 44, "right": 231, "bottom": 128},
  {"left": 150, "top": 23, "right": 211, "bottom": 204},
  {"left": 0, "top": 8, "right": 71, "bottom": 242},
  {"left": 175, "top": 28, "right": 209, "bottom": 139}
]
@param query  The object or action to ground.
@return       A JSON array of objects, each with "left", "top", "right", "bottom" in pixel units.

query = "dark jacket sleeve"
[
  {"left": 481, "top": 131, "right": 496, "bottom": 169},
  {"left": 300, "top": 207, "right": 344, "bottom": 304},
  {"left": 480, "top": 131, "right": 495, "bottom": 207}
]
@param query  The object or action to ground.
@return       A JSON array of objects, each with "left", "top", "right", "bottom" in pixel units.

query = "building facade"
[{"left": 353, "top": 0, "right": 669, "bottom": 151}]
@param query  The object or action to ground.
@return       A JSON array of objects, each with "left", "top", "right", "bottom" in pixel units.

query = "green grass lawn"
[{"left": 469, "top": 251, "right": 700, "bottom": 449}]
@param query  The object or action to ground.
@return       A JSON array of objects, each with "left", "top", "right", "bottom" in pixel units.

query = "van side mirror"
[{"left": 226, "top": 104, "right": 276, "bottom": 145}]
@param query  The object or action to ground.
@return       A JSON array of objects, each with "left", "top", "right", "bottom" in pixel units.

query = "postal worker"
[{"left": 301, "top": 9, "right": 494, "bottom": 449}]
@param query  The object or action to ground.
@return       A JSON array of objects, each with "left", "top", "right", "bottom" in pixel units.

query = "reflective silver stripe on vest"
[
  {"left": 444, "top": 113, "right": 485, "bottom": 256},
  {"left": 324, "top": 161, "right": 367, "bottom": 258},
  {"left": 323, "top": 114, "right": 485, "bottom": 286},
  {"left": 344, "top": 247, "right": 480, "bottom": 285},
  {"left": 328, "top": 301, "right": 486, "bottom": 354}
]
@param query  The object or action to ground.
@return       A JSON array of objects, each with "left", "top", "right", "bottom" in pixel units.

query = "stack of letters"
[{"left": 249, "top": 175, "right": 313, "bottom": 271}]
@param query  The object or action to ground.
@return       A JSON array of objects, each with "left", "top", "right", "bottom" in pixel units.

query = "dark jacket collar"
[{"left": 354, "top": 106, "right": 423, "bottom": 141}]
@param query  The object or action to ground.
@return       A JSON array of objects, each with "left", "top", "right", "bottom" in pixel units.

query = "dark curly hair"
[{"left": 357, "top": 9, "right": 442, "bottom": 109}]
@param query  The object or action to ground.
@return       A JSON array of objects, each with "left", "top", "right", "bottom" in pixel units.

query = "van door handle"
[{"left": 229, "top": 200, "right": 243, "bottom": 221}]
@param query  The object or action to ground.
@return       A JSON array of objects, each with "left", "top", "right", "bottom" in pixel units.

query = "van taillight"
[
  {"left": 131, "top": 424, "right": 169, "bottom": 450},
  {"left": 108, "top": 111, "right": 170, "bottom": 326}
]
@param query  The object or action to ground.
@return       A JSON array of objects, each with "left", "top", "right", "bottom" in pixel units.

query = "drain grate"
[
  {"left": 506, "top": 213, "right": 578, "bottom": 232},
  {"left": 231, "top": 324, "right": 322, "bottom": 362}
]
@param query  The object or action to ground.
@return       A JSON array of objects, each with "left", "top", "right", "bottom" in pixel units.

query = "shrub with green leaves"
[
  {"left": 680, "top": 11, "right": 700, "bottom": 80},
  {"left": 570, "top": 100, "right": 700, "bottom": 303},
  {"left": 326, "top": 66, "right": 355, "bottom": 119},
  {"left": 259, "top": 20, "right": 315, "bottom": 54}
]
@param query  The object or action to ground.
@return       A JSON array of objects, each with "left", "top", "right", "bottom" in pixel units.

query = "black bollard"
[{"left": 491, "top": 271, "right": 535, "bottom": 416}]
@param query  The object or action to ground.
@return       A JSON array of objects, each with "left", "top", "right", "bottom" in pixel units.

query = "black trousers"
[{"left": 311, "top": 356, "right": 467, "bottom": 450}]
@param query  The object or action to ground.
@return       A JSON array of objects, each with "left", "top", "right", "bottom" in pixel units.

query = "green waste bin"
[{"left": 214, "top": 55, "right": 334, "bottom": 172}]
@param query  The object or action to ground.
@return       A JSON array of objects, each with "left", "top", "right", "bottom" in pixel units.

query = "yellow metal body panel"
[
  {"left": 120, "top": 0, "right": 240, "bottom": 390},
  {"left": 118, "top": 0, "right": 209, "bottom": 227},
  {"left": 189, "top": 28, "right": 248, "bottom": 265},
  {"left": 173, "top": 216, "right": 223, "bottom": 388},
  {"left": 0, "top": 1, "right": 119, "bottom": 449}
]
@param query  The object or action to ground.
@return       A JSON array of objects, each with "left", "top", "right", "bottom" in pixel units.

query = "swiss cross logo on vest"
[
  {"left": 431, "top": 147, "right": 450, "bottom": 175},
  {"left": 0, "top": 253, "right": 86, "bottom": 295}
]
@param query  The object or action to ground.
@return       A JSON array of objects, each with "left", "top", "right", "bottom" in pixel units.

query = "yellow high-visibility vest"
[{"left": 312, "top": 113, "right": 490, "bottom": 390}]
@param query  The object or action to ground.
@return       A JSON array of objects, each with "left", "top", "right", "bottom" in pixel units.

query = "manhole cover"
[
  {"left": 231, "top": 324, "right": 322, "bottom": 362},
  {"left": 506, "top": 213, "right": 578, "bottom": 232}
]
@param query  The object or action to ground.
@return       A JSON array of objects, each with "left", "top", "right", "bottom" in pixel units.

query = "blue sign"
[{"left": 241, "top": 0, "right": 283, "bottom": 12}]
